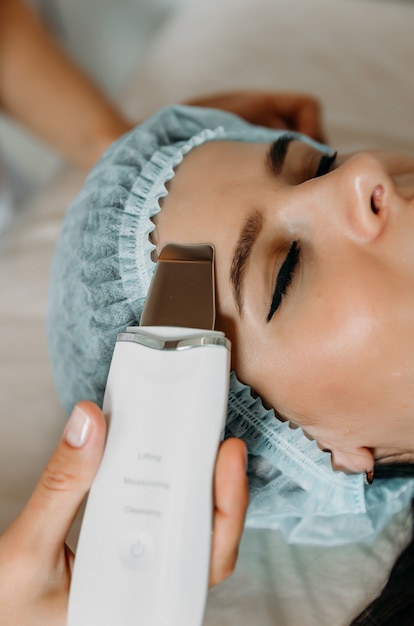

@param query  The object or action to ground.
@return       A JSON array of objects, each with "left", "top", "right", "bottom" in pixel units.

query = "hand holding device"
[
  {"left": 0, "top": 398, "right": 247, "bottom": 626},
  {"left": 68, "top": 244, "right": 243, "bottom": 626}
]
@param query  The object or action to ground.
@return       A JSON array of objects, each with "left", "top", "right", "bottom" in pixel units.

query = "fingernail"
[
  {"left": 64, "top": 405, "right": 91, "bottom": 448},
  {"left": 365, "top": 469, "right": 375, "bottom": 485}
]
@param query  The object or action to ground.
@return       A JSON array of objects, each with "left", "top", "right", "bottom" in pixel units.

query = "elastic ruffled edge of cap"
[
  {"left": 117, "top": 126, "right": 227, "bottom": 319},
  {"left": 226, "top": 372, "right": 366, "bottom": 514}
]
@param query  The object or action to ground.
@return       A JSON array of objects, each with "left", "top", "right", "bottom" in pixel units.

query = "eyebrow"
[
  {"left": 266, "top": 134, "right": 295, "bottom": 176},
  {"left": 230, "top": 135, "right": 293, "bottom": 315},
  {"left": 230, "top": 210, "right": 263, "bottom": 314}
]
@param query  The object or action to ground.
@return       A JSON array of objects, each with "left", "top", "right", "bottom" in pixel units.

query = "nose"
[{"left": 325, "top": 152, "right": 391, "bottom": 242}]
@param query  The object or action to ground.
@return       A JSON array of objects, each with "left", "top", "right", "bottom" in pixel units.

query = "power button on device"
[
  {"left": 120, "top": 530, "right": 154, "bottom": 570},
  {"left": 131, "top": 541, "right": 146, "bottom": 559}
]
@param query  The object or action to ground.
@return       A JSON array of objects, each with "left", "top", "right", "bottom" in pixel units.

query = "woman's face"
[{"left": 153, "top": 138, "right": 414, "bottom": 473}]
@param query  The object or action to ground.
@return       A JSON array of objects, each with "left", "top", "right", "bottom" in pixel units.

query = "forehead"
[
  {"left": 175, "top": 139, "right": 271, "bottom": 189},
  {"left": 155, "top": 140, "right": 272, "bottom": 242}
]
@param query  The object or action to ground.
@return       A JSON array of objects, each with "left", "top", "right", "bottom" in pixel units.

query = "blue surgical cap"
[{"left": 48, "top": 105, "right": 414, "bottom": 545}]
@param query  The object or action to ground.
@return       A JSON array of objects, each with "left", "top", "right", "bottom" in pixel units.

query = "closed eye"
[
  {"left": 267, "top": 241, "right": 300, "bottom": 322},
  {"left": 314, "top": 152, "right": 337, "bottom": 178}
]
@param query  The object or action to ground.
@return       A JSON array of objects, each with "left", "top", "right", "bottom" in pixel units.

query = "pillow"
[{"left": 122, "top": 0, "right": 414, "bottom": 155}]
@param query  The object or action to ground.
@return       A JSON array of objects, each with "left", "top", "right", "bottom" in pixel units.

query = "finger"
[
  {"left": 263, "top": 115, "right": 290, "bottom": 130},
  {"left": 209, "top": 438, "right": 249, "bottom": 587},
  {"left": 288, "top": 95, "right": 326, "bottom": 143},
  {"left": 12, "top": 401, "right": 106, "bottom": 559},
  {"left": 265, "top": 93, "right": 326, "bottom": 142}
]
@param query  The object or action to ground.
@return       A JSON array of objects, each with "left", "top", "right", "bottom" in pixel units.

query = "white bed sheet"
[{"left": 1, "top": 0, "right": 414, "bottom": 624}]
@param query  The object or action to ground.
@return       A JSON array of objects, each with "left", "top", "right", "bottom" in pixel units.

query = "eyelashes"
[
  {"left": 267, "top": 241, "right": 300, "bottom": 322},
  {"left": 314, "top": 151, "right": 337, "bottom": 178}
]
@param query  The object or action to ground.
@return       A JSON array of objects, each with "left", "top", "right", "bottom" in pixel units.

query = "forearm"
[{"left": 0, "top": 0, "right": 132, "bottom": 168}]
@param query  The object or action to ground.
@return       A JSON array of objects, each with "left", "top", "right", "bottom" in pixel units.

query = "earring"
[{"left": 364, "top": 469, "right": 374, "bottom": 485}]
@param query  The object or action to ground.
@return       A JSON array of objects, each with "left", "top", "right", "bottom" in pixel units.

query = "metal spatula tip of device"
[{"left": 140, "top": 243, "right": 216, "bottom": 330}]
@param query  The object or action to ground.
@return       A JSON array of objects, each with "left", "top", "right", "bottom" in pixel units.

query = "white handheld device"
[{"left": 68, "top": 244, "right": 231, "bottom": 626}]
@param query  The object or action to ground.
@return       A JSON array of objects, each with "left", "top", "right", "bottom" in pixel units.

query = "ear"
[{"left": 330, "top": 446, "right": 374, "bottom": 474}]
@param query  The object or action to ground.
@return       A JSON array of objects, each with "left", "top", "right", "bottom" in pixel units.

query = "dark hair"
[{"left": 350, "top": 466, "right": 414, "bottom": 626}]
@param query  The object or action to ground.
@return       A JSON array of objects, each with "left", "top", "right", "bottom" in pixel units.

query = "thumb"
[
  {"left": 14, "top": 401, "right": 106, "bottom": 559},
  {"left": 209, "top": 438, "right": 249, "bottom": 587}
]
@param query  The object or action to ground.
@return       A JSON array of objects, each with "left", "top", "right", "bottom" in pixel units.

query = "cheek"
[{"left": 242, "top": 287, "right": 411, "bottom": 424}]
